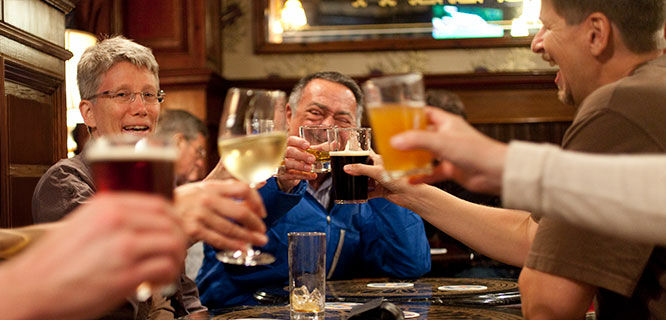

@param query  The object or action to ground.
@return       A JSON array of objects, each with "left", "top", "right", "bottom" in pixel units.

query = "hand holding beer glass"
[
  {"left": 363, "top": 73, "right": 433, "bottom": 180},
  {"left": 330, "top": 127, "right": 372, "bottom": 204},
  {"left": 85, "top": 134, "right": 179, "bottom": 301},
  {"left": 216, "top": 88, "right": 288, "bottom": 266}
]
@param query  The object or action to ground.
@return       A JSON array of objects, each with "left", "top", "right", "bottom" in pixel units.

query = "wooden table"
[
  {"left": 254, "top": 277, "right": 520, "bottom": 307},
  {"left": 210, "top": 303, "right": 523, "bottom": 319}
]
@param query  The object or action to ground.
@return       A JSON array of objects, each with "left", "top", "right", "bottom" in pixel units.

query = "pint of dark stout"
[{"left": 330, "top": 128, "right": 371, "bottom": 204}]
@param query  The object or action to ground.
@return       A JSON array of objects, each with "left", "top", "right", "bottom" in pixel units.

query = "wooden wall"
[{"left": 0, "top": 0, "right": 74, "bottom": 227}]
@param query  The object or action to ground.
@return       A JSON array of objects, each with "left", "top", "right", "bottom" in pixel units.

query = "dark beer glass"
[
  {"left": 85, "top": 134, "right": 178, "bottom": 301},
  {"left": 90, "top": 153, "right": 175, "bottom": 199},
  {"left": 330, "top": 128, "right": 371, "bottom": 204}
]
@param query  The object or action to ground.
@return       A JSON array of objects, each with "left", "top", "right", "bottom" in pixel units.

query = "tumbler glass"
[{"left": 288, "top": 232, "right": 326, "bottom": 320}]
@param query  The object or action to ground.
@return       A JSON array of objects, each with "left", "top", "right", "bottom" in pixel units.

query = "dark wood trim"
[
  {"left": 159, "top": 68, "right": 225, "bottom": 88},
  {"left": 253, "top": 0, "right": 534, "bottom": 54},
  {"left": 470, "top": 116, "right": 572, "bottom": 124},
  {"left": 0, "top": 21, "right": 73, "bottom": 61},
  {"left": 0, "top": 57, "right": 9, "bottom": 227},
  {"left": 4, "top": 59, "right": 63, "bottom": 94},
  {"left": 53, "top": 84, "right": 68, "bottom": 161},
  {"left": 423, "top": 72, "right": 556, "bottom": 90},
  {"left": 252, "top": 0, "right": 267, "bottom": 54},
  {"left": 256, "top": 37, "right": 535, "bottom": 54},
  {"left": 8, "top": 165, "right": 50, "bottom": 178},
  {"left": 111, "top": 0, "right": 124, "bottom": 35},
  {"left": 224, "top": 71, "right": 557, "bottom": 92},
  {"left": 42, "top": 0, "right": 75, "bottom": 14}
]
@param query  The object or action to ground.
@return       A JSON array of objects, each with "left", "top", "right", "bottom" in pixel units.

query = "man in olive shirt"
[{"left": 348, "top": 0, "right": 666, "bottom": 318}]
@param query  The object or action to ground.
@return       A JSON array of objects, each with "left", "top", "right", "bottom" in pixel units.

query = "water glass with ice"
[{"left": 288, "top": 232, "right": 326, "bottom": 320}]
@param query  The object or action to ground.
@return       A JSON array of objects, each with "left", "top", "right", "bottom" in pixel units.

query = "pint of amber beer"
[
  {"left": 86, "top": 135, "right": 178, "bottom": 199},
  {"left": 85, "top": 134, "right": 178, "bottom": 301},
  {"left": 363, "top": 73, "right": 432, "bottom": 179},
  {"left": 299, "top": 125, "right": 334, "bottom": 173}
]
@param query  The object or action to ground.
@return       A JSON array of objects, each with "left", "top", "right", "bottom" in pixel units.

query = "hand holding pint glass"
[
  {"left": 85, "top": 134, "right": 179, "bottom": 301},
  {"left": 363, "top": 73, "right": 433, "bottom": 180},
  {"left": 330, "top": 127, "right": 372, "bottom": 204}
]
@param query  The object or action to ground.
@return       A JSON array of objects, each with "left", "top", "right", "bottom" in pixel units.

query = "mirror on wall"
[{"left": 254, "top": 0, "right": 542, "bottom": 53}]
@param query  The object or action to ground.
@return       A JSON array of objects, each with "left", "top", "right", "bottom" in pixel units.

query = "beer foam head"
[
  {"left": 86, "top": 135, "right": 178, "bottom": 162},
  {"left": 329, "top": 150, "right": 370, "bottom": 157}
]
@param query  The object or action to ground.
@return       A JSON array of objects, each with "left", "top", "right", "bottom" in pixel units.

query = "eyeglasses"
[
  {"left": 195, "top": 146, "right": 207, "bottom": 159},
  {"left": 85, "top": 89, "right": 166, "bottom": 104}
]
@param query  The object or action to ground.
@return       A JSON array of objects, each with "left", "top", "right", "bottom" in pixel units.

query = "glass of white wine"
[{"left": 216, "top": 88, "right": 288, "bottom": 266}]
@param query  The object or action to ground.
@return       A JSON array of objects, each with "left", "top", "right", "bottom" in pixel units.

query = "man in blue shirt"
[{"left": 197, "top": 72, "right": 431, "bottom": 308}]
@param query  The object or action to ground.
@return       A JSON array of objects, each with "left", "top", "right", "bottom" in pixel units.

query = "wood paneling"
[
  {"left": 476, "top": 121, "right": 571, "bottom": 145},
  {"left": 7, "top": 94, "right": 56, "bottom": 164},
  {"left": 2, "top": 0, "right": 73, "bottom": 46},
  {"left": 72, "top": 0, "right": 122, "bottom": 36},
  {"left": 0, "top": 21, "right": 72, "bottom": 61},
  {"left": 2, "top": 64, "right": 66, "bottom": 227},
  {"left": 0, "top": 58, "right": 8, "bottom": 227},
  {"left": 124, "top": 0, "right": 206, "bottom": 71},
  {"left": 161, "top": 87, "right": 207, "bottom": 120},
  {"left": 458, "top": 89, "right": 573, "bottom": 124},
  {"left": 125, "top": 0, "right": 185, "bottom": 50},
  {"left": 0, "top": 0, "right": 70, "bottom": 227},
  {"left": 9, "top": 177, "right": 40, "bottom": 227}
]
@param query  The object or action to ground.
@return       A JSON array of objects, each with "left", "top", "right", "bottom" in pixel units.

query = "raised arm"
[
  {"left": 344, "top": 155, "right": 536, "bottom": 267},
  {"left": 0, "top": 193, "right": 187, "bottom": 320},
  {"left": 174, "top": 179, "right": 268, "bottom": 251}
]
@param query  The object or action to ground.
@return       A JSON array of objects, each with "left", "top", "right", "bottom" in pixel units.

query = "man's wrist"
[
  {"left": 276, "top": 178, "right": 298, "bottom": 193},
  {"left": 0, "top": 260, "right": 41, "bottom": 320}
]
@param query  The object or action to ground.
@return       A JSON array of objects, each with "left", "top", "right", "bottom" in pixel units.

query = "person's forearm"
[
  {"left": 504, "top": 142, "right": 666, "bottom": 245},
  {"left": 0, "top": 262, "right": 45, "bottom": 320},
  {"left": 398, "top": 184, "right": 536, "bottom": 267}
]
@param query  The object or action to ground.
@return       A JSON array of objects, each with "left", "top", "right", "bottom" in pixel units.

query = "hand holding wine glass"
[{"left": 215, "top": 88, "right": 288, "bottom": 265}]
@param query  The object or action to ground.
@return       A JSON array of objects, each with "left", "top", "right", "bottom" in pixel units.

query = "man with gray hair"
[
  {"left": 197, "top": 71, "right": 431, "bottom": 308},
  {"left": 156, "top": 109, "right": 209, "bottom": 185},
  {"left": 32, "top": 36, "right": 268, "bottom": 319}
]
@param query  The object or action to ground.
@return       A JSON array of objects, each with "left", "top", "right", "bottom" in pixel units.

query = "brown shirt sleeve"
[
  {"left": 526, "top": 108, "right": 656, "bottom": 296},
  {"left": 179, "top": 274, "right": 207, "bottom": 314},
  {"left": 32, "top": 156, "right": 95, "bottom": 223}
]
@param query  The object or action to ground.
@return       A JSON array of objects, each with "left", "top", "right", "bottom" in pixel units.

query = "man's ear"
[
  {"left": 79, "top": 100, "right": 96, "bottom": 128},
  {"left": 586, "top": 12, "right": 611, "bottom": 57},
  {"left": 173, "top": 132, "right": 188, "bottom": 148},
  {"left": 285, "top": 103, "right": 293, "bottom": 128}
]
